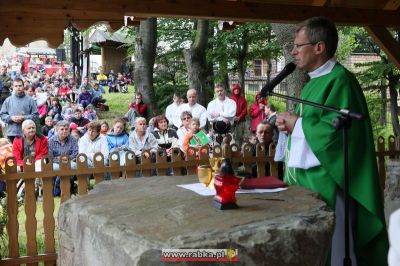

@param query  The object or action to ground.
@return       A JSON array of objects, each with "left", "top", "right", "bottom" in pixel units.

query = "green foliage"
[
  {"left": 211, "top": 22, "right": 281, "bottom": 83},
  {"left": 364, "top": 90, "right": 393, "bottom": 139},
  {"left": 336, "top": 27, "right": 362, "bottom": 63},
  {"left": 0, "top": 196, "right": 7, "bottom": 259}
]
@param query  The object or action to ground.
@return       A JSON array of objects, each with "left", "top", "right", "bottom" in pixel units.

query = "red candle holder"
[{"left": 212, "top": 158, "right": 240, "bottom": 210}]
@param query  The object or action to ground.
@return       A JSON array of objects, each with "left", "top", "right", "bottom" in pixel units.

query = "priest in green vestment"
[{"left": 276, "top": 17, "right": 388, "bottom": 266}]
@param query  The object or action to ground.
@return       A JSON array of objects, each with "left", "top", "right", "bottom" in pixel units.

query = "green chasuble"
[{"left": 284, "top": 63, "right": 388, "bottom": 266}]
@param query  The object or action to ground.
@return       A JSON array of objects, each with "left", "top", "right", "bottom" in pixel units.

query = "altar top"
[{"left": 58, "top": 175, "right": 335, "bottom": 265}]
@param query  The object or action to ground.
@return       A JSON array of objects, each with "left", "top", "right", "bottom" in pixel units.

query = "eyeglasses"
[{"left": 293, "top": 42, "right": 317, "bottom": 50}]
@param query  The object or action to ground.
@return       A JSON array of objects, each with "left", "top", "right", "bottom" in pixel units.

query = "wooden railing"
[
  {"left": 0, "top": 143, "right": 277, "bottom": 265},
  {"left": 376, "top": 135, "right": 400, "bottom": 191}
]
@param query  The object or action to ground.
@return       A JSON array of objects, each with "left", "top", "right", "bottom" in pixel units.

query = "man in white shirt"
[
  {"left": 175, "top": 89, "right": 207, "bottom": 129},
  {"left": 207, "top": 84, "right": 237, "bottom": 130},
  {"left": 165, "top": 93, "right": 182, "bottom": 129}
]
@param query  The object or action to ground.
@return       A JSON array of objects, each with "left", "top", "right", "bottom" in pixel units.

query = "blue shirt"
[{"left": 48, "top": 135, "right": 79, "bottom": 163}]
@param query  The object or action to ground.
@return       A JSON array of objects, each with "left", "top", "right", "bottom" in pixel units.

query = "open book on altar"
[{"left": 189, "top": 130, "right": 209, "bottom": 146}]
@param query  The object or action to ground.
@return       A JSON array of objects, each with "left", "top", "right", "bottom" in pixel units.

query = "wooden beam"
[
  {"left": 122, "top": 0, "right": 400, "bottom": 26},
  {"left": 1, "top": 0, "right": 400, "bottom": 47},
  {"left": 365, "top": 26, "right": 400, "bottom": 69},
  {"left": 311, "top": 0, "right": 329, "bottom": 7},
  {"left": 2, "top": 1, "right": 400, "bottom": 27},
  {"left": 384, "top": 0, "right": 400, "bottom": 10}
]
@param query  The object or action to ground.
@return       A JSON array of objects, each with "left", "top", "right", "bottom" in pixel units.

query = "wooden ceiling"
[{"left": 1, "top": 0, "right": 400, "bottom": 66}]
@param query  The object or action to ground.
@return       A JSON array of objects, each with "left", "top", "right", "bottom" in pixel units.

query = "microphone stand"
[{"left": 268, "top": 91, "right": 363, "bottom": 266}]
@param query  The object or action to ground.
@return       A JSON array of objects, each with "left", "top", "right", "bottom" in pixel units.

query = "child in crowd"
[
  {"left": 100, "top": 121, "right": 110, "bottom": 135},
  {"left": 248, "top": 134, "right": 257, "bottom": 145},
  {"left": 70, "top": 128, "right": 81, "bottom": 140},
  {"left": 47, "top": 97, "right": 62, "bottom": 121},
  {"left": 57, "top": 82, "right": 71, "bottom": 102},
  {"left": 69, "top": 85, "right": 80, "bottom": 102},
  {"left": 61, "top": 100, "right": 74, "bottom": 120},
  {"left": 41, "top": 116, "right": 54, "bottom": 137},
  {"left": 84, "top": 104, "right": 98, "bottom": 121},
  {"left": 182, "top": 118, "right": 209, "bottom": 153}
]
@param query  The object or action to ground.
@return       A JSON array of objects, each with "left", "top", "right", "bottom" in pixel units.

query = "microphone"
[{"left": 260, "top": 62, "right": 296, "bottom": 97}]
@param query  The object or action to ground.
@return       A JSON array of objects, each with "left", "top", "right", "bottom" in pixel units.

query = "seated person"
[
  {"left": 176, "top": 111, "right": 192, "bottom": 149},
  {"left": 41, "top": 116, "right": 54, "bottom": 137},
  {"left": 182, "top": 118, "right": 209, "bottom": 153},
  {"left": 0, "top": 138, "right": 13, "bottom": 196},
  {"left": 13, "top": 119, "right": 48, "bottom": 197},
  {"left": 108, "top": 70, "right": 118, "bottom": 93},
  {"left": 61, "top": 100, "right": 74, "bottom": 120},
  {"left": 91, "top": 82, "right": 106, "bottom": 108},
  {"left": 100, "top": 121, "right": 110, "bottom": 135},
  {"left": 128, "top": 117, "right": 158, "bottom": 158},
  {"left": 48, "top": 120, "right": 79, "bottom": 196},
  {"left": 124, "top": 108, "right": 138, "bottom": 131},
  {"left": 251, "top": 122, "right": 273, "bottom": 177},
  {"left": 69, "top": 108, "right": 90, "bottom": 137},
  {"left": 106, "top": 118, "right": 129, "bottom": 165},
  {"left": 77, "top": 87, "right": 93, "bottom": 109},
  {"left": 152, "top": 115, "right": 179, "bottom": 155},
  {"left": 47, "top": 97, "right": 62, "bottom": 122},
  {"left": 117, "top": 73, "right": 128, "bottom": 93},
  {"left": 79, "top": 121, "right": 109, "bottom": 168},
  {"left": 84, "top": 104, "right": 98, "bottom": 121},
  {"left": 57, "top": 82, "right": 71, "bottom": 102},
  {"left": 13, "top": 119, "right": 48, "bottom": 171},
  {"left": 128, "top": 92, "right": 148, "bottom": 117}
]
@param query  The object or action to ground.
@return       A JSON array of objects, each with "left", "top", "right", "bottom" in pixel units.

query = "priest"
[{"left": 276, "top": 16, "right": 388, "bottom": 265}]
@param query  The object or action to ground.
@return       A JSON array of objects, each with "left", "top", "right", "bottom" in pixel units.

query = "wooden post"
[
  {"left": 41, "top": 157, "right": 56, "bottom": 266},
  {"left": 5, "top": 157, "right": 19, "bottom": 258},
  {"left": 23, "top": 157, "right": 38, "bottom": 266},
  {"left": 76, "top": 154, "right": 89, "bottom": 195}
]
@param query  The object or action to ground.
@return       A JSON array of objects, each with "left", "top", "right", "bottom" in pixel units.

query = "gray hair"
[
  {"left": 135, "top": 117, "right": 147, "bottom": 126},
  {"left": 55, "top": 120, "right": 70, "bottom": 130},
  {"left": 22, "top": 119, "right": 36, "bottom": 130}
]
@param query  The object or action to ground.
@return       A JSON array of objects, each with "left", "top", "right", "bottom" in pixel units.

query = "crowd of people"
[{"left": 0, "top": 63, "right": 278, "bottom": 197}]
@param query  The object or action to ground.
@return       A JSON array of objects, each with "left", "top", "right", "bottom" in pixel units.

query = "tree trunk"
[
  {"left": 237, "top": 29, "right": 249, "bottom": 92},
  {"left": 134, "top": 18, "right": 158, "bottom": 118},
  {"left": 266, "top": 58, "right": 272, "bottom": 83},
  {"left": 388, "top": 71, "right": 400, "bottom": 136},
  {"left": 183, "top": 20, "right": 209, "bottom": 106},
  {"left": 272, "top": 23, "right": 308, "bottom": 112},
  {"left": 380, "top": 85, "right": 387, "bottom": 126}
]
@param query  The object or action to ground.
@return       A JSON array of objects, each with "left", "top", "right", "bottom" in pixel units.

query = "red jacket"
[
  {"left": 229, "top": 84, "right": 247, "bottom": 122},
  {"left": 128, "top": 101, "right": 148, "bottom": 117},
  {"left": 57, "top": 85, "right": 71, "bottom": 96},
  {"left": 249, "top": 92, "right": 268, "bottom": 132},
  {"left": 13, "top": 134, "right": 48, "bottom": 166}
]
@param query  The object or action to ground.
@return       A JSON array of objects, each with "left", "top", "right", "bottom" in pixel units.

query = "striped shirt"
[{"left": 48, "top": 135, "right": 79, "bottom": 163}]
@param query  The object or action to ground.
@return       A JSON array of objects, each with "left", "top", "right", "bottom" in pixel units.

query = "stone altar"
[{"left": 58, "top": 176, "right": 334, "bottom": 266}]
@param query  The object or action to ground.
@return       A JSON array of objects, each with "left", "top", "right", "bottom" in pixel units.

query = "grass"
[
  {"left": 1, "top": 197, "right": 61, "bottom": 259},
  {"left": 0, "top": 85, "right": 135, "bottom": 260},
  {"left": 99, "top": 85, "right": 135, "bottom": 124}
]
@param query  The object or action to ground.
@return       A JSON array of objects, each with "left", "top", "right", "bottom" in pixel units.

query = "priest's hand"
[{"left": 276, "top": 112, "right": 298, "bottom": 134}]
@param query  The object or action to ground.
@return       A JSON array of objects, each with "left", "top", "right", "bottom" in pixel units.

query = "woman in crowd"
[
  {"left": 152, "top": 115, "right": 179, "bottom": 154},
  {"left": 249, "top": 91, "right": 268, "bottom": 133},
  {"left": 176, "top": 111, "right": 192, "bottom": 149},
  {"left": 78, "top": 121, "right": 109, "bottom": 169},
  {"left": 128, "top": 117, "right": 158, "bottom": 158},
  {"left": 106, "top": 118, "right": 129, "bottom": 165}
]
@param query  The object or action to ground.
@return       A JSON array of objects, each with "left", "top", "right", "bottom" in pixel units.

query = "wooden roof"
[{"left": 2, "top": 0, "right": 400, "bottom": 66}]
